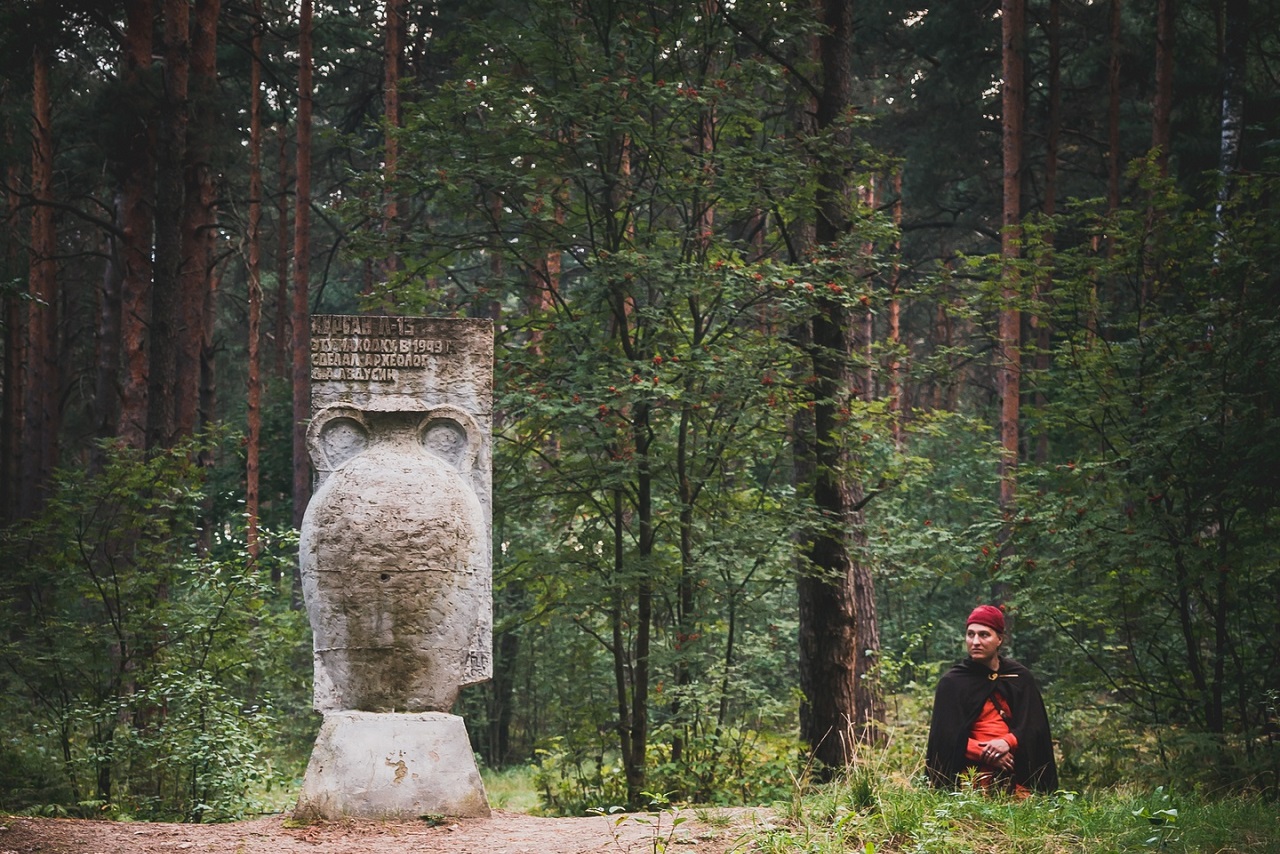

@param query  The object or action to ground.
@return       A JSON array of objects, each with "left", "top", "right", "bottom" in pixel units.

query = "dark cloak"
[{"left": 924, "top": 656, "right": 1059, "bottom": 793}]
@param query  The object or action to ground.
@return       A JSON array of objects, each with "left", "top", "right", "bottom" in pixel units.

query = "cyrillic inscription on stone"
[{"left": 310, "top": 315, "right": 455, "bottom": 384}]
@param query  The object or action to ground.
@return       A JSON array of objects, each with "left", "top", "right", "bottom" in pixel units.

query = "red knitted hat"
[{"left": 967, "top": 604, "right": 1005, "bottom": 635}]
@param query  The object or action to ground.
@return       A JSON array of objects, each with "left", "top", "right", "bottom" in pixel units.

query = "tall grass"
[
  {"left": 481, "top": 764, "right": 543, "bottom": 813},
  {"left": 754, "top": 773, "right": 1280, "bottom": 853}
]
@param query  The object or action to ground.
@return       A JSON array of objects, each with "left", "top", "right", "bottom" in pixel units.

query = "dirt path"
[{"left": 0, "top": 807, "right": 772, "bottom": 854}]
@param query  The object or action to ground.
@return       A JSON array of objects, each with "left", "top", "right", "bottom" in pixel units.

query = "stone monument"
[{"left": 294, "top": 315, "right": 493, "bottom": 820}]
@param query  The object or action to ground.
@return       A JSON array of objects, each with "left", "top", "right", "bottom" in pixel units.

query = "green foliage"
[
  {"left": 861, "top": 411, "right": 1007, "bottom": 683},
  {"left": 998, "top": 165, "right": 1280, "bottom": 793},
  {"left": 531, "top": 724, "right": 797, "bottom": 816},
  {"left": 648, "top": 724, "right": 798, "bottom": 807},
  {"left": 0, "top": 436, "right": 311, "bottom": 821},
  {"left": 531, "top": 740, "right": 630, "bottom": 817}
]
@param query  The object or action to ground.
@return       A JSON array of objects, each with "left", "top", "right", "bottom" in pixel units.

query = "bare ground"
[{"left": 0, "top": 807, "right": 773, "bottom": 854}]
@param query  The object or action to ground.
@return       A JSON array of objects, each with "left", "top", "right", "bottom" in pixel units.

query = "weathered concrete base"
[{"left": 294, "top": 712, "right": 490, "bottom": 820}]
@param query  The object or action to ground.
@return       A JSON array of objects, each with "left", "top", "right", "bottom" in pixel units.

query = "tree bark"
[
  {"left": 22, "top": 39, "right": 58, "bottom": 518},
  {"left": 383, "top": 0, "right": 404, "bottom": 278},
  {"left": 2, "top": 142, "right": 24, "bottom": 522},
  {"left": 247, "top": 0, "right": 265, "bottom": 562},
  {"left": 95, "top": 192, "right": 123, "bottom": 450},
  {"left": 998, "top": 0, "right": 1025, "bottom": 517},
  {"left": 178, "top": 0, "right": 221, "bottom": 436},
  {"left": 1217, "top": 0, "right": 1247, "bottom": 208},
  {"left": 1152, "top": 0, "right": 1175, "bottom": 176},
  {"left": 797, "top": 0, "right": 884, "bottom": 771},
  {"left": 148, "top": 0, "right": 190, "bottom": 449},
  {"left": 1032, "top": 0, "right": 1060, "bottom": 465},
  {"left": 118, "top": 0, "right": 155, "bottom": 450},
  {"left": 292, "top": 0, "right": 314, "bottom": 539},
  {"left": 626, "top": 404, "right": 653, "bottom": 807},
  {"left": 887, "top": 171, "right": 902, "bottom": 447},
  {"left": 1106, "top": 0, "right": 1122, "bottom": 218},
  {"left": 610, "top": 489, "right": 634, "bottom": 795},
  {"left": 275, "top": 105, "right": 292, "bottom": 379}
]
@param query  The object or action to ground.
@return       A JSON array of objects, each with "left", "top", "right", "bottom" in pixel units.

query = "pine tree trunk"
[
  {"left": 275, "top": 106, "right": 291, "bottom": 379},
  {"left": 887, "top": 171, "right": 903, "bottom": 447},
  {"left": 1032, "top": 0, "right": 1060, "bottom": 465},
  {"left": 1152, "top": 0, "right": 1175, "bottom": 176},
  {"left": 1106, "top": 0, "right": 1122, "bottom": 218},
  {"left": 119, "top": 0, "right": 154, "bottom": 450},
  {"left": 247, "top": 0, "right": 265, "bottom": 562},
  {"left": 178, "top": 0, "right": 220, "bottom": 436},
  {"left": 95, "top": 197, "right": 123, "bottom": 450},
  {"left": 199, "top": 267, "right": 219, "bottom": 443},
  {"left": 2, "top": 152, "right": 25, "bottom": 522},
  {"left": 22, "top": 39, "right": 58, "bottom": 518},
  {"left": 998, "top": 0, "right": 1025, "bottom": 517},
  {"left": 797, "top": 0, "right": 884, "bottom": 771},
  {"left": 292, "top": 0, "right": 314, "bottom": 539},
  {"left": 383, "top": 0, "right": 403, "bottom": 278},
  {"left": 148, "top": 0, "right": 189, "bottom": 449}
]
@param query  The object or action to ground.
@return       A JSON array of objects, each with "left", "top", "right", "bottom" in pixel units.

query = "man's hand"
[{"left": 978, "top": 738, "right": 1014, "bottom": 771}]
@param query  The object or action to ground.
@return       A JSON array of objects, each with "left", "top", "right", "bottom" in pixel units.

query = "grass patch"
[
  {"left": 752, "top": 775, "right": 1280, "bottom": 853},
  {"left": 481, "top": 764, "right": 542, "bottom": 813}
]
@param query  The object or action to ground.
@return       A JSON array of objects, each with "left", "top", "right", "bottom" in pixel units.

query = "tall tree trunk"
[
  {"left": 3, "top": 114, "right": 26, "bottom": 522},
  {"left": 1106, "top": 0, "right": 1123, "bottom": 219},
  {"left": 1152, "top": 0, "right": 1175, "bottom": 177},
  {"left": 797, "top": 0, "right": 884, "bottom": 771},
  {"left": 672, "top": 53, "right": 718, "bottom": 762},
  {"left": 275, "top": 108, "right": 291, "bottom": 378},
  {"left": 148, "top": 0, "right": 190, "bottom": 449},
  {"left": 292, "top": 0, "right": 314, "bottom": 541},
  {"left": 22, "top": 39, "right": 58, "bottom": 518},
  {"left": 96, "top": 197, "right": 123, "bottom": 449},
  {"left": 1217, "top": 0, "right": 1247, "bottom": 211},
  {"left": 247, "top": 0, "right": 265, "bottom": 563},
  {"left": 671, "top": 400, "right": 695, "bottom": 766},
  {"left": 625, "top": 403, "right": 654, "bottom": 808},
  {"left": 178, "top": 0, "right": 221, "bottom": 436},
  {"left": 488, "top": 586, "right": 522, "bottom": 764},
  {"left": 1042, "top": 0, "right": 1060, "bottom": 235},
  {"left": 887, "top": 171, "right": 903, "bottom": 448},
  {"left": 119, "top": 0, "right": 155, "bottom": 450},
  {"left": 997, "top": 0, "right": 1025, "bottom": 523},
  {"left": 1032, "top": 0, "right": 1060, "bottom": 465},
  {"left": 199, "top": 265, "right": 219, "bottom": 437},
  {"left": 609, "top": 489, "right": 634, "bottom": 794},
  {"left": 383, "top": 0, "right": 404, "bottom": 279},
  {"left": 859, "top": 178, "right": 876, "bottom": 403}
]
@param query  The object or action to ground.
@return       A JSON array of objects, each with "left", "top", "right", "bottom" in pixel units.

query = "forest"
[{"left": 0, "top": 0, "right": 1277, "bottom": 832}]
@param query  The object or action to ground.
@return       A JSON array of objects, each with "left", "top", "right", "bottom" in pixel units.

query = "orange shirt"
[{"left": 965, "top": 692, "right": 1019, "bottom": 763}]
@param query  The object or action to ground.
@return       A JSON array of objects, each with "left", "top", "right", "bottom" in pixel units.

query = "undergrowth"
[{"left": 754, "top": 775, "right": 1280, "bottom": 853}]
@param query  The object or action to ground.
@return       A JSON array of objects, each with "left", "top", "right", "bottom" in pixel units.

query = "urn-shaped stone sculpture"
[
  {"left": 301, "top": 404, "right": 491, "bottom": 714},
  {"left": 294, "top": 315, "right": 493, "bottom": 821}
]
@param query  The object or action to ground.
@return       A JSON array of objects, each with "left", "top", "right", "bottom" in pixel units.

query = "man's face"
[{"left": 966, "top": 622, "right": 1002, "bottom": 666}]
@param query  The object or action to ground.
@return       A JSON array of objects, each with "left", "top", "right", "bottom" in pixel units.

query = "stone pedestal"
[{"left": 294, "top": 712, "right": 490, "bottom": 821}]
